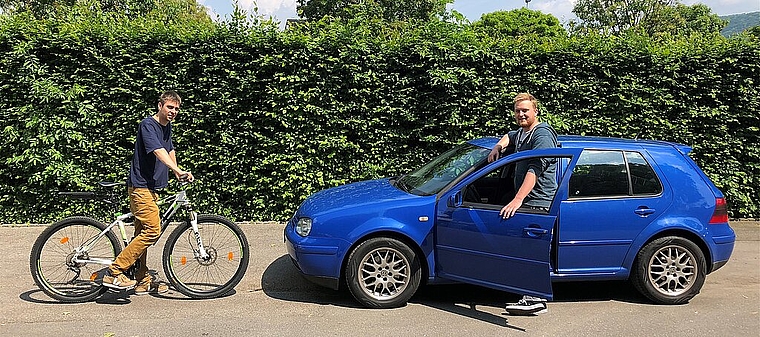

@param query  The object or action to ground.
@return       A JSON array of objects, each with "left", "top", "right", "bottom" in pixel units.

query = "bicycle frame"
[{"left": 71, "top": 188, "right": 211, "bottom": 266}]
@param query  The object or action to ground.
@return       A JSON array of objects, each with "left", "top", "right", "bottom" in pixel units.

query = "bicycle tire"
[
  {"left": 30, "top": 216, "right": 121, "bottom": 302},
  {"left": 162, "top": 214, "right": 249, "bottom": 299}
]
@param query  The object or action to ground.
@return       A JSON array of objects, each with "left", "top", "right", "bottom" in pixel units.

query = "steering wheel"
[{"left": 464, "top": 185, "right": 482, "bottom": 203}]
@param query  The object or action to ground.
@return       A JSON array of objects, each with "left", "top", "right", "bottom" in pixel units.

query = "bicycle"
[{"left": 29, "top": 181, "right": 250, "bottom": 302}]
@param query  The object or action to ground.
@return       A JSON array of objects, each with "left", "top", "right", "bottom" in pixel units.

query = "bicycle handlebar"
[
  {"left": 178, "top": 172, "right": 195, "bottom": 184},
  {"left": 58, "top": 178, "right": 193, "bottom": 202}
]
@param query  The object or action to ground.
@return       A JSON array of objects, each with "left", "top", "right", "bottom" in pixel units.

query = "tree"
[
  {"left": 0, "top": 0, "right": 210, "bottom": 22},
  {"left": 150, "top": 0, "right": 211, "bottom": 24},
  {"left": 571, "top": 0, "right": 675, "bottom": 35},
  {"left": 571, "top": 0, "right": 729, "bottom": 38},
  {"left": 0, "top": 0, "right": 77, "bottom": 18},
  {"left": 296, "top": 0, "right": 452, "bottom": 22},
  {"left": 472, "top": 8, "right": 565, "bottom": 38},
  {"left": 748, "top": 25, "right": 760, "bottom": 39},
  {"left": 645, "top": 4, "right": 726, "bottom": 37}
]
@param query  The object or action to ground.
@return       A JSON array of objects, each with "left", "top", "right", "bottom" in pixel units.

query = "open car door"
[{"left": 434, "top": 148, "right": 575, "bottom": 300}]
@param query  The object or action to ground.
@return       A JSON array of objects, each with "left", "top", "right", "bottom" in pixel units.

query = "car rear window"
[
  {"left": 569, "top": 150, "right": 662, "bottom": 198},
  {"left": 625, "top": 151, "right": 663, "bottom": 195}
]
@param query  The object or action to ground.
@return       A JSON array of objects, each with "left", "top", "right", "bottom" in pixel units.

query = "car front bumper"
[{"left": 284, "top": 223, "right": 345, "bottom": 290}]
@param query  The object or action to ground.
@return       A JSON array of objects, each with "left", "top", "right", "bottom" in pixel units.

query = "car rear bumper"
[
  {"left": 709, "top": 224, "right": 736, "bottom": 273},
  {"left": 708, "top": 224, "right": 735, "bottom": 273},
  {"left": 711, "top": 259, "right": 729, "bottom": 273},
  {"left": 710, "top": 240, "right": 735, "bottom": 273}
]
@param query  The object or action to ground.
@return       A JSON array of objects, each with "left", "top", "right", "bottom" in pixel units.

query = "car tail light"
[{"left": 709, "top": 197, "right": 728, "bottom": 224}]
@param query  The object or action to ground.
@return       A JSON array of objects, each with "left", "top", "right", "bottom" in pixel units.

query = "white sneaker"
[{"left": 505, "top": 297, "right": 549, "bottom": 315}]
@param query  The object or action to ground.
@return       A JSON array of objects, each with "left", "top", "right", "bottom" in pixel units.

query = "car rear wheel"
[
  {"left": 345, "top": 237, "right": 421, "bottom": 308},
  {"left": 631, "top": 236, "right": 706, "bottom": 304}
]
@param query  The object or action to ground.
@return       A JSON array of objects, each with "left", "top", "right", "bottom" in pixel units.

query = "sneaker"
[
  {"left": 505, "top": 297, "right": 549, "bottom": 315},
  {"left": 134, "top": 279, "right": 169, "bottom": 295},
  {"left": 102, "top": 273, "right": 137, "bottom": 290}
]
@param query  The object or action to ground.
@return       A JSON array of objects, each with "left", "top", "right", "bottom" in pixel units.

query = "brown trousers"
[{"left": 109, "top": 187, "right": 161, "bottom": 282}]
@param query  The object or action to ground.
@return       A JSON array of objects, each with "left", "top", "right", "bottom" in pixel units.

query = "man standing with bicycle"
[{"left": 103, "top": 90, "right": 194, "bottom": 295}]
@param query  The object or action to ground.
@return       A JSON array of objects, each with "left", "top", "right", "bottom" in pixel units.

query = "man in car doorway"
[{"left": 488, "top": 92, "right": 558, "bottom": 315}]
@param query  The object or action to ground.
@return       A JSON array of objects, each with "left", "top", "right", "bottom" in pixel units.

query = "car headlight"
[{"left": 296, "top": 218, "right": 312, "bottom": 237}]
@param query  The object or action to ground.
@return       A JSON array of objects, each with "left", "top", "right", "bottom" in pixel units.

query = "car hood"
[{"left": 298, "top": 178, "right": 418, "bottom": 218}]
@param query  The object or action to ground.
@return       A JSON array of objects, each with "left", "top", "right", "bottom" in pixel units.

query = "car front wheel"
[
  {"left": 631, "top": 236, "right": 706, "bottom": 304},
  {"left": 345, "top": 237, "right": 422, "bottom": 308}
]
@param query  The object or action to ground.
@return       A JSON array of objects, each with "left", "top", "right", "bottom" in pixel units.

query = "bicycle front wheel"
[
  {"left": 163, "top": 214, "right": 249, "bottom": 299},
  {"left": 30, "top": 216, "right": 121, "bottom": 302}
]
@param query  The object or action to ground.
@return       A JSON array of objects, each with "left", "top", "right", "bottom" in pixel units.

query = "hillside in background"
[{"left": 721, "top": 11, "right": 760, "bottom": 36}]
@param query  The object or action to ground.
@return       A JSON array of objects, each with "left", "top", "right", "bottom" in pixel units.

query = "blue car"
[{"left": 284, "top": 136, "right": 735, "bottom": 308}]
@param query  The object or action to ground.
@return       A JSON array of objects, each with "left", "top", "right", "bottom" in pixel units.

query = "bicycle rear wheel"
[
  {"left": 163, "top": 214, "right": 249, "bottom": 299},
  {"left": 30, "top": 216, "right": 121, "bottom": 302}
]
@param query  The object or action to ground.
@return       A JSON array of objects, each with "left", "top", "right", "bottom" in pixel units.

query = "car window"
[
  {"left": 569, "top": 150, "right": 629, "bottom": 198},
  {"left": 463, "top": 165, "right": 513, "bottom": 205},
  {"left": 463, "top": 156, "right": 563, "bottom": 213},
  {"left": 396, "top": 143, "right": 490, "bottom": 196},
  {"left": 625, "top": 151, "right": 663, "bottom": 195}
]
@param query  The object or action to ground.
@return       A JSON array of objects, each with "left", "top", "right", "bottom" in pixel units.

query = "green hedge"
[{"left": 1, "top": 15, "right": 758, "bottom": 223}]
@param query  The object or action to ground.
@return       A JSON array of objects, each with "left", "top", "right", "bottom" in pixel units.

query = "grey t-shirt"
[{"left": 507, "top": 122, "right": 558, "bottom": 208}]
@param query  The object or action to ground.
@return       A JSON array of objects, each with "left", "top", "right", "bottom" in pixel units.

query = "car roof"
[{"left": 470, "top": 135, "right": 692, "bottom": 155}]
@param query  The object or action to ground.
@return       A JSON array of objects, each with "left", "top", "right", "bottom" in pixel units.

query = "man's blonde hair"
[
  {"left": 159, "top": 90, "right": 181, "bottom": 105},
  {"left": 513, "top": 92, "right": 538, "bottom": 112}
]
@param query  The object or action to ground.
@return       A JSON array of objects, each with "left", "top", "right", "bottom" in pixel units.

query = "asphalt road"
[{"left": 1, "top": 221, "right": 757, "bottom": 337}]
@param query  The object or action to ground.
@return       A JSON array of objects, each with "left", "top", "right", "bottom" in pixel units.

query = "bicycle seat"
[
  {"left": 98, "top": 181, "right": 126, "bottom": 188},
  {"left": 58, "top": 191, "right": 97, "bottom": 199}
]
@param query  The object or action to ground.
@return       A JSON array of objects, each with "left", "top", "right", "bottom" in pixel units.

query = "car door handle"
[
  {"left": 524, "top": 227, "right": 549, "bottom": 237},
  {"left": 634, "top": 207, "right": 656, "bottom": 217}
]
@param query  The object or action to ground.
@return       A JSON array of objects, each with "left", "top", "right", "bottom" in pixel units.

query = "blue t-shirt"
[
  {"left": 507, "top": 122, "right": 558, "bottom": 208},
  {"left": 128, "top": 117, "right": 174, "bottom": 190}
]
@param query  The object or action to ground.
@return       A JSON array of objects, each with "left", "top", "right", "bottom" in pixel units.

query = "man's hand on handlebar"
[{"left": 177, "top": 171, "right": 195, "bottom": 183}]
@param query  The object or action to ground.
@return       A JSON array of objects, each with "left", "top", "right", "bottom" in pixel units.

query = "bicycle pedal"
[{"left": 90, "top": 268, "right": 110, "bottom": 283}]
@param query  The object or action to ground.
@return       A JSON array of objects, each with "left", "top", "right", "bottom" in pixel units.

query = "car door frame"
[{"left": 434, "top": 148, "right": 581, "bottom": 300}]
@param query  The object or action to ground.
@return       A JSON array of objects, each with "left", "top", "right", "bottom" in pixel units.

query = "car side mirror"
[{"left": 448, "top": 191, "right": 463, "bottom": 207}]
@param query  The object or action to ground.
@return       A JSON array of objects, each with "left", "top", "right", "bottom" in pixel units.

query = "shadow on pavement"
[
  {"left": 413, "top": 280, "right": 650, "bottom": 306},
  {"left": 21, "top": 267, "right": 239, "bottom": 304},
  {"left": 262, "top": 254, "right": 653, "bottom": 316},
  {"left": 551, "top": 280, "right": 650, "bottom": 304},
  {"left": 261, "top": 255, "right": 361, "bottom": 308},
  {"left": 20, "top": 288, "right": 132, "bottom": 305},
  {"left": 411, "top": 285, "right": 520, "bottom": 328},
  {"left": 22, "top": 285, "right": 237, "bottom": 304}
]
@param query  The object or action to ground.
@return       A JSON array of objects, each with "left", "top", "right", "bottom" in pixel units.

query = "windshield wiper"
[{"left": 394, "top": 176, "right": 412, "bottom": 193}]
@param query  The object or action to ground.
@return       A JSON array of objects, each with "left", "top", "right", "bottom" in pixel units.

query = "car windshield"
[{"left": 395, "top": 142, "right": 490, "bottom": 196}]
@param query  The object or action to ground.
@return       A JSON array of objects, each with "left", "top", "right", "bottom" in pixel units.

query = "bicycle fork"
[
  {"left": 160, "top": 191, "right": 210, "bottom": 261},
  {"left": 188, "top": 211, "right": 211, "bottom": 261}
]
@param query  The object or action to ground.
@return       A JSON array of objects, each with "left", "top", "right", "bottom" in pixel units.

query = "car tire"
[
  {"left": 631, "top": 236, "right": 706, "bottom": 304},
  {"left": 345, "top": 237, "right": 422, "bottom": 309}
]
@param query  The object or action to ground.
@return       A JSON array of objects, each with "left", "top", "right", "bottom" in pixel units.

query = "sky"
[{"left": 198, "top": 0, "right": 760, "bottom": 26}]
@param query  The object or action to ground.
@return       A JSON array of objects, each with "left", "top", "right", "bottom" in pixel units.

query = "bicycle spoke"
[
  {"left": 31, "top": 219, "right": 118, "bottom": 302},
  {"left": 164, "top": 217, "right": 248, "bottom": 297}
]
